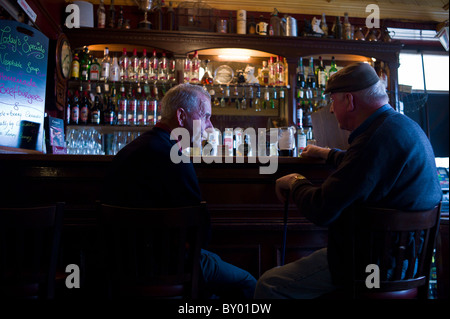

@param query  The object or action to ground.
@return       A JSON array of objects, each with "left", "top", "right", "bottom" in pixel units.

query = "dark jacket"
[{"left": 291, "top": 105, "right": 442, "bottom": 285}]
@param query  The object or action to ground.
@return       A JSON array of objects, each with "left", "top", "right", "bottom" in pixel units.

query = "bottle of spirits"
[
  {"left": 147, "top": 85, "right": 156, "bottom": 125},
  {"left": 117, "top": 6, "right": 124, "bottom": 29},
  {"left": 119, "top": 48, "right": 129, "bottom": 82},
  {"left": 168, "top": 56, "right": 176, "bottom": 82},
  {"left": 65, "top": 91, "right": 72, "bottom": 125},
  {"left": 80, "top": 47, "right": 91, "bottom": 81},
  {"left": 306, "top": 57, "right": 316, "bottom": 90},
  {"left": 154, "top": 0, "right": 163, "bottom": 30},
  {"left": 183, "top": 54, "right": 191, "bottom": 83},
  {"left": 139, "top": 49, "right": 149, "bottom": 82},
  {"left": 108, "top": 0, "right": 116, "bottom": 28},
  {"left": 259, "top": 60, "right": 270, "bottom": 85},
  {"left": 247, "top": 15, "right": 256, "bottom": 34},
  {"left": 71, "top": 53, "right": 80, "bottom": 80},
  {"left": 297, "top": 125, "right": 307, "bottom": 155},
  {"left": 225, "top": 85, "right": 231, "bottom": 107},
  {"left": 268, "top": 56, "right": 276, "bottom": 85},
  {"left": 297, "top": 57, "right": 306, "bottom": 90},
  {"left": 270, "top": 8, "right": 281, "bottom": 36},
  {"left": 158, "top": 52, "right": 168, "bottom": 82},
  {"left": 137, "top": 85, "right": 147, "bottom": 126},
  {"left": 263, "top": 86, "right": 270, "bottom": 109},
  {"left": 328, "top": 56, "right": 338, "bottom": 78},
  {"left": 117, "top": 84, "right": 127, "bottom": 125},
  {"left": 248, "top": 86, "right": 254, "bottom": 108},
  {"left": 90, "top": 88, "right": 102, "bottom": 125},
  {"left": 127, "top": 87, "right": 137, "bottom": 126},
  {"left": 110, "top": 55, "right": 120, "bottom": 82},
  {"left": 241, "top": 88, "right": 247, "bottom": 110},
  {"left": 71, "top": 90, "right": 80, "bottom": 125},
  {"left": 227, "top": 11, "right": 234, "bottom": 33},
  {"left": 252, "top": 86, "right": 261, "bottom": 111},
  {"left": 97, "top": 0, "right": 106, "bottom": 28},
  {"left": 190, "top": 50, "right": 200, "bottom": 84},
  {"left": 128, "top": 48, "right": 139, "bottom": 82},
  {"left": 334, "top": 16, "right": 342, "bottom": 39},
  {"left": 317, "top": 56, "right": 327, "bottom": 89},
  {"left": 320, "top": 13, "right": 328, "bottom": 37},
  {"left": 296, "top": 100, "right": 303, "bottom": 127},
  {"left": 100, "top": 47, "right": 110, "bottom": 81},
  {"left": 89, "top": 58, "right": 101, "bottom": 82},
  {"left": 201, "top": 59, "right": 214, "bottom": 85},
  {"left": 149, "top": 49, "right": 159, "bottom": 83},
  {"left": 80, "top": 90, "right": 91, "bottom": 125},
  {"left": 275, "top": 56, "right": 285, "bottom": 86},
  {"left": 104, "top": 96, "right": 116, "bottom": 125},
  {"left": 233, "top": 85, "right": 240, "bottom": 109},
  {"left": 343, "top": 12, "right": 352, "bottom": 40}
]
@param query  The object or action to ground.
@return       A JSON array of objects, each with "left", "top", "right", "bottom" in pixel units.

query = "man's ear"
[
  {"left": 345, "top": 93, "right": 355, "bottom": 112},
  {"left": 176, "top": 108, "right": 186, "bottom": 126}
]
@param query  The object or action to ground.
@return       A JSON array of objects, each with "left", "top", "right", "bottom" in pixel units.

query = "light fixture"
[
  {"left": 436, "top": 21, "right": 449, "bottom": 51},
  {"left": 218, "top": 55, "right": 250, "bottom": 61}
]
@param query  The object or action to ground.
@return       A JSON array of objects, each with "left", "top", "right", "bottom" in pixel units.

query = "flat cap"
[{"left": 324, "top": 62, "right": 380, "bottom": 94}]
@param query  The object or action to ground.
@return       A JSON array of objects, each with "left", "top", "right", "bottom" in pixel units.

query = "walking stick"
[{"left": 281, "top": 190, "right": 290, "bottom": 266}]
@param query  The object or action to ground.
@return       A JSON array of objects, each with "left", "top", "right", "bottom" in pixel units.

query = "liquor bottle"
[
  {"left": 220, "top": 88, "right": 226, "bottom": 108},
  {"left": 97, "top": 0, "right": 106, "bottom": 28},
  {"left": 296, "top": 100, "right": 303, "bottom": 127},
  {"left": 303, "top": 101, "right": 313, "bottom": 128},
  {"left": 100, "top": 47, "right": 110, "bottom": 81},
  {"left": 65, "top": 91, "right": 72, "bottom": 125},
  {"left": 71, "top": 53, "right": 80, "bottom": 80},
  {"left": 320, "top": 13, "right": 328, "bottom": 37},
  {"left": 147, "top": 84, "right": 157, "bottom": 125},
  {"left": 167, "top": 1, "right": 175, "bottom": 31},
  {"left": 333, "top": 16, "right": 342, "bottom": 39},
  {"left": 255, "top": 86, "right": 264, "bottom": 110},
  {"left": 227, "top": 11, "right": 234, "bottom": 34},
  {"left": 168, "top": 56, "right": 176, "bottom": 82},
  {"left": 110, "top": 55, "right": 120, "bottom": 82},
  {"left": 108, "top": 0, "right": 116, "bottom": 28},
  {"left": 158, "top": 52, "right": 168, "bottom": 82},
  {"left": 233, "top": 85, "right": 240, "bottom": 109},
  {"left": 275, "top": 56, "right": 285, "bottom": 86},
  {"left": 117, "top": 6, "right": 124, "bottom": 29},
  {"left": 117, "top": 84, "right": 127, "bottom": 125},
  {"left": 328, "top": 56, "right": 338, "bottom": 78},
  {"left": 183, "top": 54, "right": 191, "bottom": 83},
  {"left": 343, "top": 12, "right": 352, "bottom": 40},
  {"left": 90, "top": 90, "right": 102, "bottom": 125},
  {"left": 259, "top": 60, "right": 270, "bottom": 85},
  {"left": 225, "top": 85, "right": 231, "bottom": 107},
  {"left": 296, "top": 57, "right": 306, "bottom": 89},
  {"left": 80, "top": 90, "right": 91, "bottom": 125},
  {"left": 119, "top": 48, "right": 129, "bottom": 82},
  {"left": 138, "top": 49, "right": 149, "bottom": 82},
  {"left": 317, "top": 56, "right": 327, "bottom": 89},
  {"left": 71, "top": 90, "right": 80, "bottom": 125},
  {"left": 297, "top": 125, "right": 307, "bottom": 155},
  {"left": 149, "top": 49, "right": 158, "bottom": 83},
  {"left": 190, "top": 50, "right": 200, "bottom": 84},
  {"left": 277, "top": 87, "right": 284, "bottom": 109},
  {"left": 89, "top": 58, "right": 101, "bottom": 82},
  {"left": 247, "top": 15, "right": 256, "bottom": 34},
  {"left": 153, "top": 85, "right": 161, "bottom": 123},
  {"left": 241, "top": 88, "right": 247, "bottom": 110},
  {"left": 263, "top": 86, "right": 270, "bottom": 109},
  {"left": 201, "top": 59, "right": 214, "bottom": 85},
  {"left": 268, "top": 56, "right": 276, "bottom": 85},
  {"left": 129, "top": 48, "right": 139, "bottom": 82},
  {"left": 137, "top": 84, "right": 148, "bottom": 126},
  {"left": 306, "top": 57, "right": 316, "bottom": 89},
  {"left": 127, "top": 87, "right": 137, "bottom": 126},
  {"left": 110, "top": 86, "right": 118, "bottom": 113},
  {"left": 104, "top": 96, "right": 116, "bottom": 125},
  {"left": 154, "top": 0, "right": 163, "bottom": 30},
  {"left": 80, "top": 47, "right": 91, "bottom": 81}
]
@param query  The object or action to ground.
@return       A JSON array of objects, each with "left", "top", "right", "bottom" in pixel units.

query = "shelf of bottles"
[{"left": 295, "top": 56, "right": 336, "bottom": 154}]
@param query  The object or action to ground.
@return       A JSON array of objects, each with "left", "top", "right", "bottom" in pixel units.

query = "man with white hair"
[
  {"left": 103, "top": 83, "right": 256, "bottom": 299},
  {"left": 255, "top": 62, "right": 442, "bottom": 299}
]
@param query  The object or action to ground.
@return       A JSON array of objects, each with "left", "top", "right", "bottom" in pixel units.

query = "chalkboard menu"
[{"left": 0, "top": 20, "right": 49, "bottom": 152}]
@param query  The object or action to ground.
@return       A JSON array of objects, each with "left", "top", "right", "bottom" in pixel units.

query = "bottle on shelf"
[
  {"left": 306, "top": 57, "right": 316, "bottom": 90},
  {"left": 80, "top": 90, "right": 91, "bottom": 125},
  {"left": 343, "top": 12, "right": 352, "bottom": 40},
  {"left": 328, "top": 56, "right": 338, "bottom": 78},
  {"left": 149, "top": 49, "right": 159, "bottom": 83},
  {"left": 201, "top": 59, "right": 214, "bottom": 85},
  {"left": 147, "top": 84, "right": 157, "bottom": 125},
  {"left": 104, "top": 95, "right": 116, "bottom": 125},
  {"left": 317, "top": 56, "right": 327, "bottom": 89},
  {"left": 247, "top": 15, "right": 256, "bottom": 34},
  {"left": 71, "top": 53, "right": 80, "bottom": 80},
  {"left": 333, "top": 16, "right": 343, "bottom": 39},
  {"left": 158, "top": 52, "right": 168, "bottom": 82},
  {"left": 153, "top": 85, "right": 161, "bottom": 123},
  {"left": 65, "top": 91, "right": 72, "bottom": 125},
  {"left": 127, "top": 87, "right": 138, "bottom": 126},
  {"left": 233, "top": 85, "right": 240, "bottom": 109},
  {"left": 97, "top": 0, "right": 106, "bottom": 28},
  {"left": 297, "top": 125, "right": 307, "bottom": 155},
  {"left": 89, "top": 58, "right": 101, "bottom": 82},
  {"left": 71, "top": 90, "right": 80, "bottom": 125},
  {"left": 138, "top": 49, "right": 149, "bottom": 82},
  {"left": 109, "top": 55, "right": 119, "bottom": 82},
  {"left": 320, "top": 13, "right": 328, "bottom": 37},
  {"left": 100, "top": 47, "right": 111, "bottom": 82},
  {"left": 117, "top": 83, "right": 127, "bottom": 125},
  {"left": 270, "top": 8, "right": 281, "bottom": 36},
  {"left": 190, "top": 50, "right": 200, "bottom": 84},
  {"left": 296, "top": 100, "right": 304, "bottom": 128},
  {"left": 117, "top": 6, "right": 124, "bottom": 29},
  {"left": 183, "top": 54, "right": 191, "bottom": 83},
  {"left": 268, "top": 56, "right": 276, "bottom": 85},
  {"left": 275, "top": 56, "right": 285, "bottom": 86},
  {"left": 128, "top": 48, "right": 139, "bottom": 82},
  {"left": 227, "top": 11, "right": 234, "bottom": 34},
  {"left": 91, "top": 87, "right": 102, "bottom": 125},
  {"left": 167, "top": 1, "right": 175, "bottom": 31},
  {"left": 80, "top": 47, "right": 91, "bottom": 81},
  {"left": 108, "top": 0, "right": 116, "bottom": 28},
  {"left": 119, "top": 48, "right": 129, "bottom": 82},
  {"left": 259, "top": 60, "right": 270, "bottom": 85},
  {"left": 241, "top": 87, "right": 247, "bottom": 110},
  {"left": 263, "top": 86, "right": 270, "bottom": 109},
  {"left": 270, "top": 86, "right": 277, "bottom": 109},
  {"left": 154, "top": 0, "right": 163, "bottom": 30},
  {"left": 168, "top": 56, "right": 176, "bottom": 82},
  {"left": 248, "top": 86, "right": 254, "bottom": 108},
  {"left": 225, "top": 85, "right": 231, "bottom": 107}
]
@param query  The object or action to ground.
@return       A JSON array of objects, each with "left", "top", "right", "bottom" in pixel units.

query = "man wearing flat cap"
[{"left": 255, "top": 62, "right": 442, "bottom": 298}]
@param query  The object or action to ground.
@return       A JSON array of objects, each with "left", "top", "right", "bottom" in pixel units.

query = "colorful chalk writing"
[{"left": 0, "top": 20, "right": 48, "bottom": 151}]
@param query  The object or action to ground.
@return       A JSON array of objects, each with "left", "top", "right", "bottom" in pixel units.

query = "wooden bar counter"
[{"left": 0, "top": 153, "right": 447, "bottom": 298}]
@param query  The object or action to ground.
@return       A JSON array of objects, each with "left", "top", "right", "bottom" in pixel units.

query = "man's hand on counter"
[{"left": 301, "top": 145, "right": 331, "bottom": 160}]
